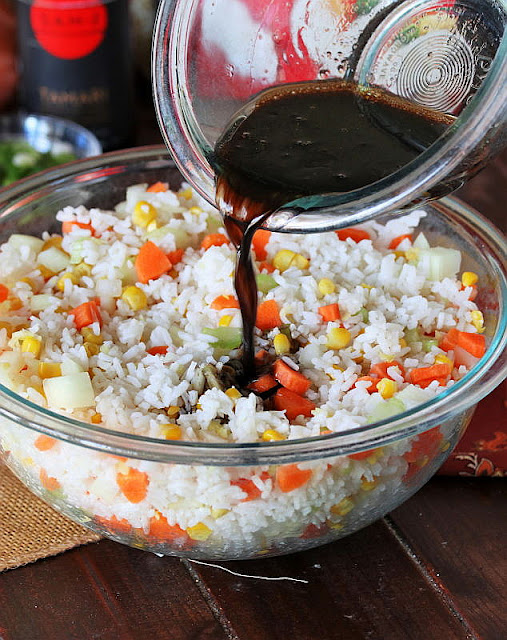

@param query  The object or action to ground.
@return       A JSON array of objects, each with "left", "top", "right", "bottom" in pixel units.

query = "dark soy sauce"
[{"left": 214, "top": 80, "right": 453, "bottom": 383}]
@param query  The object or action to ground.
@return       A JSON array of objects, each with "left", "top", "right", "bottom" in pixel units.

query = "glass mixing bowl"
[
  {"left": 0, "top": 146, "right": 505, "bottom": 560},
  {"left": 153, "top": 0, "right": 506, "bottom": 232}
]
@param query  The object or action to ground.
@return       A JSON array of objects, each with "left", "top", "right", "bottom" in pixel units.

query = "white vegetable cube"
[
  {"left": 43, "top": 372, "right": 95, "bottom": 409},
  {"left": 38, "top": 246, "right": 70, "bottom": 273},
  {"left": 7, "top": 234, "right": 44, "bottom": 253}
]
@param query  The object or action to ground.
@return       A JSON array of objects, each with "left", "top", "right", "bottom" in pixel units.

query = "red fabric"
[{"left": 438, "top": 381, "right": 507, "bottom": 477}]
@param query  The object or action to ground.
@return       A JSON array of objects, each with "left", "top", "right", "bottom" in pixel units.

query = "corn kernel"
[
  {"left": 160, "top": 423, "right": 182, "bottom": 440},
  {"left": 462, "top": 271, "right": 478, "bottom": 287},
  {"left": 81, "top": 327, "right": 104, "bottom": 345},
  {"left": 83, "top": 342, "right": 100, "bottom": 357},
  {"left": 20, "top": 277, "right": 36, "bottom": 291},
  {"left": 121, "top": 285, "right": 148, "bottom": 311},
  {"left": 273, "top": 333, "right": 291, "bottom": 356},
  {"left": 91, "top": 413, "right": 102, "bottom": 424},
  {"left": 330, "top": 497, "right": 354, "bottom": 517},
  {"left": 327, "top": 327, "right": 351, "bottom": 349},
  {"left": 9, "top": 297, "right": 23, "bottom": 311},
  {"left": 399, "top": 338, "right": 407, "bottom": 348},
  {"left": 219, "top": 314, "right": 233, "bottom": 327},
  {"left": 41, "top": 236, "right": 63, "bottom": 251},
  {"left": 38, "top": 362, "right": 62, "bottom": 379},
  {"left": 179, "top": 188, "right": 193, "bottom": 200},
  {"left": 405, "top": 247, "right": 419, "bottom": 262},
  {"left": 211, "top": 508, "right": 229, "bottom": 519},
  {"left": 56, "top": 272, "right": 78, "bottom": 292},
  {"left": 435, "top": 354, "right": 453, "bottom": 366},
  {"left": 361, "top": 478, "right": 377, "bottom": 491},
  {"left": 186, "top": 522, "right": 212, "bottom": 541},
  {"left": 146, "top": 220, "right": 158, "bottom": 232},
  {"left": 73, "top": 262, "right": 92, "bottom": 278},
  {"left": 225, "top": 387, "right": 242, "bottom": 400},
  {"left": 318, "top": 278, "right": 335, "bottom": 296},
  {"left": 273, "top": 249, "right": 296, "bottom": 272},
  {"left": 292, "top": 253, "right": 310, "bottom": 269},
  {"left": 21, "top": 336, "right": 41, "bottom": 357},
  {"left": 377, "top": 377, "right": 397, "bottom": 399},
  {"left": 166, "top": 405, "right": 180, "bottom": 418},
  {"left": 132, "top": 201, "right": 157, "bottom": 228},
  {"left": 471, "top": 310, "right": 485, "bottom": 333},
  {"left": 189, "top": 206, "right": 202, "bottom": 215},
  {"left": 393, "top": 250, "right": 405, "bottom": 259},
  {"left": 38, "top": 264, "right": 55, "bottom": 279},
  {"left": 329, "top": 522, "right": 344, "bottom": 530},
  {"left": 262, "top": 429, "right": 285, "bottom": 441}
]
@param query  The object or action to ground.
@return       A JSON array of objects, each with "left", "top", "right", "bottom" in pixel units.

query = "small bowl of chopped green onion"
[{"left": 0, "top": 112, "right": 102, "bottom": 186}]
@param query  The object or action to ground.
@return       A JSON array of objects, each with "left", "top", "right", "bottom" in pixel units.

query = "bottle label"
[{"left": 30, "top": 0, "right": 108, "bottom": 60}]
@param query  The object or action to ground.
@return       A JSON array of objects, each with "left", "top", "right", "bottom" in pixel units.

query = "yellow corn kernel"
[
  {"left": 38, "top": 362, "right": 62, "bottom": 379},
  {"left": 225, "top": 387, "right": 242, "bottom": 400},
  {"left": 21, "top": 336, "right": 41, "bottom": 357},
  {"left": 91, "top": 413, "right": 102, "bottom": 424},
  {"left": 361, "top": 478, "right": 377, "bottom": 491},
  {"left": 273, "top": 333, "right": 291, "bottom": 356},
  {"left": 377, "top": 377, "right": 397, "bottom": 399},
  {"left": 462, "top": 271, "right": 478, "bottom": 287},
  {"left": 330, "top": 497, "right": 354, "bottom": 517},
  {"left": 9, "top": 297, "right": 23, "bottom": 311},
  {"left": 405, "top": 247, "right": 419, "bottom": 262},
  {"left": 292, "top": 253, "right": 310, "bottom": 269},
  {"left": 318, "top": 278, "right": 336, "bottom": 296},
  {"left": 121, "top": 285, "right": 148, "bottom": 311},
  {"left": 160, "top": 423, "right": 182, "bottom": 440},
  {"left": 262, "top": 429, "right": 285, "bottom": 442},
  {"left": 20, "top": 277, "right": 36, "bottom": 291},
  {"left": 186, "top": 522, "right": 212, "bottom": 541},
  {"left": 435, "top": 353, "right": 453, "bottom": 366},
  {"left": 28, "top": 383, "right": 45, "bottom": 397},
  {"left": 273, "top": 249, "right": 296, "bottom": 272},
  {"left": 179, "top": 188, "right": 193, "bottom": 200},
  {"left": 393, "top": 250, "right": 405, "bottom": 259},
  {"left": 327, "top": 327, "right": 351, "bottom": 350},
  {"left": 399, "top": 338, "right": 407, "bottom": 348},
  {"left": 189, "top": 206, "right": 202, "bottom": 215},
  {"left": 219, "top": 314, "right": 233, "bottom": 327},
  {"left": 41, "top": 236, "right": 63, "bottom": 250},
  {"left": 56, "top": 272, "right": 78, "bottom": 292},
  {"left": 166, "top": 405, "right": 180, "bottom": 418},
  {"left": 329, "top": 522, "right": 344, "bottom": 530},
  {"left": 471, "top": 310, "right": 485, "bottom": 333},
  {"left": 73, "top": 262, "right": 92, "bottom": 278},
  {"left": 132, "top": 200, "right": 157, "bottom": 228},
  {"left": 211, "top": 508, "right": 229, "bottom": 519},
  {"left": 81, "top": 327, "right": 104, "bottom": 345},
  {"left": 38, "top": 264, "right": 55, "bottom": 279},
  {"left": 83, "top": 342, "right": 100, "bottom": 357}
]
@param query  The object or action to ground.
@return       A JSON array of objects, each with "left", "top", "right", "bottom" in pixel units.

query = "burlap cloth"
[{"left": 0, "top": 463, "right": 100, "bottom": 572}]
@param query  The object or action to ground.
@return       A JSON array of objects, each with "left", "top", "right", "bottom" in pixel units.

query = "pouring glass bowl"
[
  {"left": 153, "top": 0, "right": 506, "bottom": 233},
  {"left": 0, "top": 146, "right": 505, "bottom": 560}
]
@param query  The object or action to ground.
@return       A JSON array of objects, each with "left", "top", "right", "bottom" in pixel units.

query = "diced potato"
[{"left": 43, "top": 372, "right": 95, "bottom": 409}]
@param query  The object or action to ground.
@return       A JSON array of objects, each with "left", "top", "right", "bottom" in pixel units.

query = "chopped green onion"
[
  {"left": 256, "top": 273, "right": 277, "bottom": 294},
  {"left": 202, "top": 327, "right": 242, "bottom": 350}
]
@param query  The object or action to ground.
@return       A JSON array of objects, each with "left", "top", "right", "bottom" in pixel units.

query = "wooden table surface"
[{"left": 0, "top": 106, "right": 505, "bottom": 640}]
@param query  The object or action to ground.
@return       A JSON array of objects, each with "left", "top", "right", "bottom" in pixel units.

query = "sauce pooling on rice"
[{"left": 213, "top": 79, "right": 453, "bottom": 382}]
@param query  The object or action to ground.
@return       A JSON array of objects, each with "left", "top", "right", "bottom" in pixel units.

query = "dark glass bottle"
[{"left": 16, "top": 0, "right": 134, "bottom": 151}]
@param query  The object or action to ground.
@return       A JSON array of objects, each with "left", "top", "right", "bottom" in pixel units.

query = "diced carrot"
[
  {"left": 0, "top": 284, "right": 9, "bottom": 303},
  {"left": 301, "top": 522, "right": 328, "bottom": 539},
  {"left": 273, "top": 359, "right": 311, "bottom": 396},
  {"left": 200, "top": 233, "right": 229, "bottom": 250},
  {"left": 456, "top": 331, "right": 486, "bottom": 358},
  {"left": 276, "top": 464, "right": 313, "bottom": 492},
  {"left": 147, "top": 346, "right": 168, "bottom": 356},
  {"left": 146, "top": 181, "right": 169, "bottom": 193},
  {"left": 354, "top": 376, "right": 378, "bottom": 393},
  {"left": 439, "top": 328, "right": 460, "bottom": 352},
  {"left": 35, "top": 435, "right": 56, "bottom": 451},
  {"left": 135, "top": 241, "right": 172, "bottom": 284},
  {"left": 167, "top": 248, "right": 184, "bottom": 266},
  {"left": 95, "top": 515, "right": 133, "bottom": 534},
  {"left": 247, "top": 374, "right": 278, "bottom": 394},
  {"left": 349, "top": 448, "right": 380, "bottom": 461},
  {"left": 273, "top": 387, "right": 316, "bottom": 421},
  {"left": 108, "top": 455, "right": 127, "bottom": 462},
  {"left": 62, "top": 220, "right": 94, "bottom": 235},
  {"left": 70, "top": 300, "right": 101, "bottom": 330},
  {"left": 211, "top": 295, "right": 240, "bottom": 310},
  {"left": 318, "top": 303, "right": 341, "bottom": 323},
  {"left": 39, "top": 468, "right": 60, "bottom": 491},
  {"left": 370, "top": 360, "right": 405, "bottom": 380},
  {"left": 254, "top": 349, "right": 269, "bottom": 366},
  {"left": 389, "top": 234, "right": 412, "bottom": 250},
  {"left": 336, "top": 228, "right": 370, "bottom": 243},
  {"left": 148, "top": 512, "right": 189, "bottom": 542},
  {"left": 259, "top": 261, "right": 275, "bottom": 273},
  {"left": 409, "top": 363, "right": 452, "bottom": 388},
  {"left": 252, "top": 229, "right": 271, "bottom": 261},
  {"left": 116, "top": 467, "right": 149, "bottom": 503},
  {"left": 256, "top": 300, "right": 281, "bottom": 331},
  {"left": 231, "top": 477, "right": 262, "bottom": 501},
  {"left": 404, "top": 426, "right": 443, "bottom": 464}
]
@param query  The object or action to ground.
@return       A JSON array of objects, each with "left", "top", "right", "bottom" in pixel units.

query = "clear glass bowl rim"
[
  {"left": 152, "top": 0, "right": 507, "bottom": 232},
  {"left": 0, "top": 145, "right": 504, "bottom": 466}
]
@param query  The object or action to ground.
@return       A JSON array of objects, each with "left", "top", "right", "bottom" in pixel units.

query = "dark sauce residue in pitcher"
[{"left": 213, "top": 80, "right": 453, "bottom": 383}]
